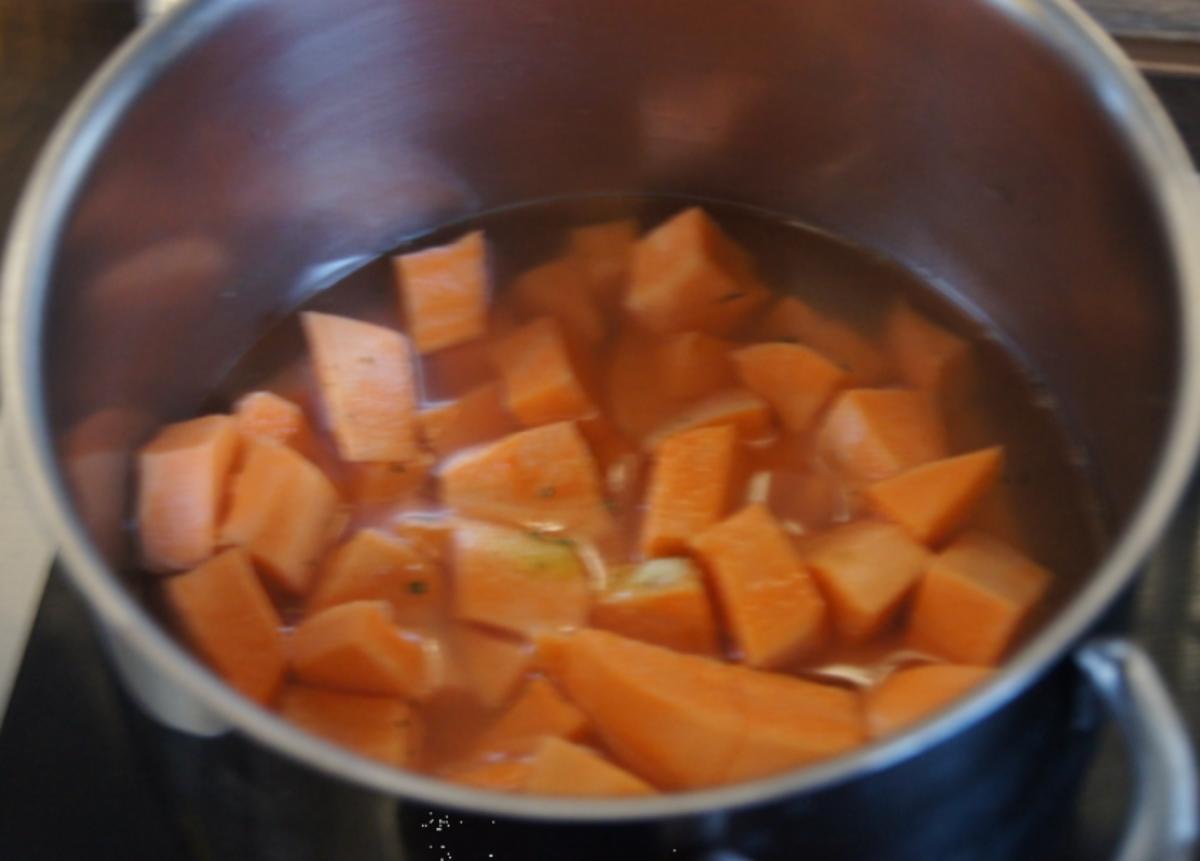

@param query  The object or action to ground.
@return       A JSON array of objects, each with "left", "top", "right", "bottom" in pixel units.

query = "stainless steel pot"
[{"left": 4, "top": 0, "right": 1200, "bottom": 858}]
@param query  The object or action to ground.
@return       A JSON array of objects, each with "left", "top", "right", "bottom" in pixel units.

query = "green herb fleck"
[
  {"left": 389, "top": 463, "right": 408, "bottom": 474},
  {"left": 717, "top": 291, "right": 747, "bottom": 303},
  {"left": 527, "top": 531, "right": 575, "bottom": 548},
  {"left": 536, "top": 485, "right": 557, "bottom": 498},
  {"left": 603, "top": 498, "right": 619, "bottom": 513},
  {"left": 358, "top": 356, "right": 376, "bottom": 365},
  {"left": 407, "top": 580, "right": 429, "bottom": 595}
]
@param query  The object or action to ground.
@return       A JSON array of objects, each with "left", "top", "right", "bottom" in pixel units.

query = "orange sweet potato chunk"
[
  {"left": 439, "top": 421, "right": 611, "bottom": 535},
  {"left": 547, "top": 629, "right": 863, "bottom": 789},
  {"left": 278, "top": 685, "right": 421, "bottom": 766},
  {"left": 446, "top": 758, "right": 534, "bottom": 791},
  {"left": 604, "top": 329, "right": 678, "bottom": 441},
  {"left": 469, "top": 676, "right": 589, "bottom": 753},
  {"left": 452, "top": 625, "right": 534, "bottom": 708},
  {"left": 512, "top": 256, "right": 607, "bottom": 345},
  {"left": 886, "top": 301, "right": 975, "bottom": 401},
  {"left": 346, "top": 454, "right": 433, "bottom": 506},
  {"left": 523, "top": 737, "right": 656, "bottom": 797},
  {"left": 393, "top": 230, "right": 488, "bottom": 353},
  {"left": 452, "top": 521, "right": 590, "bottom": 638},
  {"left": 219, "top": 438, "right": 341, "bottom": 594},
  {"left": 805, "top": 520, "right": 932, "bottom": 643},
  {"left": 569, "top": 219, "right": 637, "bottom": 309},
  {"left": 491, "top": 317, "right": 595, "bottom": 426},
  {"left": 641, "top": 424, "right": 737, "bottom": 557},
  {"left": 655, "top": 331, "right": 736, "bottom": 402},
  {"left": 307, "top": 528, "right": 443, "bottom": 626},
  {"left": 907, "top": 532, "right": 1051, "bottom": 664},
  {"left": 625, "top": 208, "right": 769, "bottom": 335},
  {"left": 301, "top": 312, "right": 419, "bottom": 463},
  {"left": 758, "top": 297, "right": 889, "bottom": 384},
  {"left": 733, "top": 342, "right": 849, "bottom": 433},
  {"left": 233, "top": 391, "right": 312, "bottom": 448},
  {"left": 419, "top": 383, "right": 516, "bottom": 459},
  {"left": 592, "top": 558, "right": 720, "bottom": 655},
  {"left": 291, "top": 600, "right": 446, "bottom": 700},
  {"left": 816, "top": 388, "right": 948, "bottom": 483},
  {"left": 163, "top": 548, "right": 286, "bottom": 703},
  {"left": 864, "top": 447, "right": 1004, "bottom": 546},
  {"left": 865, "top": 664, "right": 991, "bottom": 738},
  {"left": 139, "top": 414, "right": 240, "bottom": 572},
  {"left": 690, "top": 504, "right": 827, "bottom": 668},
  {"left": 643, "top": 388, "right": 773, "bottom": 450}
]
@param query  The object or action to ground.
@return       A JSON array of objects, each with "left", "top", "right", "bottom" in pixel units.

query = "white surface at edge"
[{"left": 0, "top": 416, "right": 54, "bottom": 722}]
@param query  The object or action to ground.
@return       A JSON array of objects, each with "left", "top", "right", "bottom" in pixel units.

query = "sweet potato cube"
[
  {"left": 302, "top": 312, "right": 419, "bottom": 463},
  {"left": 279, "top": 685, "right": 421, "bottom": 766},
  {"left": 233, "top": 391, "right": 312, "bottom": 448},
  {"left": 491, "top": 317, "right": 595, "bottom": 426},
  {"left": 524, "top": 737, "right": 656, "bottom": 797},
  {"left": 733, "top": 342, "right": 849, "bottom": 433},
  {"left": 816, "top": 388, "right": 948, "bottom": 482},
  {"left": 138, "top": 414, "right": 240, "bottom": 572},
  {"left": 307, "top": 529, "right": 443, "bottom": 625},
  {"left": 886, "top": 301, "right": 975, "bottom": 402},
  {"left": 470, "top": 676, "right": 589, "bottom": 753},
  {"left": 452, "top": 521, "right": 590, "bottom": 638},
  {"left": 163, "top": 548, "right": 286, "bottom": 703},
  {"left": 219, "top": 438, "right": 341, "bottom": 594},
  {"left": 641, "top": 424, "right": 737, "bottom": 557},
  {"left": 690, "top": 504, "right": 827, "bottom": 667},
  {"left": 625, "top": 208, "right": 769, "bottom": 335},
  {"left": 547, "top": 629, "right": 863, "bottom": 789},
  {"left": 512, "top": 256, "right": 607, "bottom": 345},
  {"left": 907, "top": 532, "right": 1051, "bottom": 664},
  {"left": 393, "top": 230, "right": 488, "bottom": 353},
  {"left": 592, "top": 558, "right": 720, "bottom": 655},
  {"left": 865, "top": 664, "right": 991, "bottom": 738},
  {"left": 805, "top": 520, "right": 931, "bottom": 642},
  {"left": 569, "top": 219, "right": 637, "bottom": 309},
  {"left": 758, "top": 297, "right": 889, "bottom": 384},
  {"left": 291, "top": 600, "right": 446, "bottom": 700},
  {"left": 604, "top": 329, "right": 678, "bottom": 440},
  {"left": 864, "top": 447, "right": 1004, "bottom": 546},
  {"left": 643, "top": 388, "right": 772, "bottom": 450},
  {"left": 419, "top": 382, "right": 516, "bottom": 458},
  {"left": 655, "top": 331, "right": 736, "bottom": 402},
  {"left": 445, "top": 759, "right": 534, "bottom": 792},
  {"left": 347, "top": 454, "right": 433, "bottom": 505},
  {"left": 452, "top": 625, "right": 534, "bottom": 708},
  {"left": 439, "top": 421, "right": 611, "bottom": 535}
]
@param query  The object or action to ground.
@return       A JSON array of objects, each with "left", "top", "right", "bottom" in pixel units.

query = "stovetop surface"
[{"left": 3, "top": 4, "right": 1200, "bottom": 860}]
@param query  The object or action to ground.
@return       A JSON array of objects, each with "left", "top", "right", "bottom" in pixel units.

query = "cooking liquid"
[{"left": 207, "top": 196, "right": 1106, "bottom": 774}]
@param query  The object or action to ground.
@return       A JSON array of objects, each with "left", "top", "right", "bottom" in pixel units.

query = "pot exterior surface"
[{"left": 6, "top": 0, "right": 1199, "bottom": 835}]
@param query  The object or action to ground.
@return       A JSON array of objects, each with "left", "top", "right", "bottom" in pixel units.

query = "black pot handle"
[{"left": 1076, "top": 638, "right": 1198, "bottom": 861}]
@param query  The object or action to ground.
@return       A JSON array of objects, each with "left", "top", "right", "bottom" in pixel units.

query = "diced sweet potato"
[
  {"left": 641, "top": 424, "right": 737, "bottom": 557},
  {"left": 393, "top": 230, "right": 489, "bottom": 353},
  {"left": 469, "top": 676, "right": 588, "bottom": 754},
  {"left": 301, "top": 312, "right": 419, "bottom": 463},
  {"left": 816, "top": 388, "right": 948, "bottom": 483},
  {"left": 439, "top": 421, "right": 611, "bottom": 535},
  {"left": 604, "top": 329, "right": 677, "bottom": 440},
  {"left": 690, "top": 505, "right": 827, "bottom": 667},
  {"left": 307, "top": 529, "right": 443, "bottom": 625},
  {"left": 445, "top": 758, "right": 534, "bottom": 791},
  {"left": 643, "top": 388, "right": 773, "bottom": 450},
  {"left": 592, "top": 558, "right": 720, "bottom": 655},
  {"left": 569, "top": 219, "right": 637, "bottom": 310},
  {"left": 625, "top": 208, "right": 769, "bottom": 335},
  {"left": 279, "top": 685, "right": 421, "bottom": 766},
  {"left": 347, "top": 454, "right": 433, "bottom": 505},
  {"left": 419, "top": 383, "right": 517, "bottom": 458},
  {"left": 452, "top": 625, "right": 534, "bottom": 709},
  {"left": 546, "top": 629, "right": 863, "bottom": 789},
  {"left": 886, "top": 301, "right": 974, "bottom": 402},
  {"left": 655, "top": 332, "right": 736, "bottom": 402},
  {"left": 290, "top": 600, "right": 446, "bottom": 700},
  {"left": 453, "top": 521, "right": 590, "bottom": 637},
  {"left": 139, "top": 414, "right": 240, "bottom": 572},
  {"left": 758, "top": 297, "right": 889, "bottom": 384},
  {"left": 865, "top": 664, "right": 991, "bottom": 737},
  {"left": 491, "top": 317, "right": 595, "bottom": 426},
  {"left": 512, "top": 256, "right": 607, "bottom": 345},
  {"left": 219, "top": 438, "right": 341, "bottom": 594},
  {"left": 524, "top": 737, "right": 656, "bottom": 797},
  {"left": 733, "top": 342, "right": 849, "bottom": 433},
  {"left": 233, "top": 391, "right": 311, "bottom": 448},
  {"left": 163, "top": 548, "right": 286, "bottom": 703},
  {"left": 422, "top": 335, "right": 497, "bottom": 398},
  {"left": 864, "top": 447, "right": 1004, "bottom": 546},
  {"left": 907, "top": 532, "right": 1051, "bottom": 664},
  {"left": 805, "top": 520, "right": 932, "bottom": 642},
  {"left": 765, "top": 468, "right": 852, "bottom": 533},
  {"left": 576, "top": 414, "right": 640, "bottom": 506}
]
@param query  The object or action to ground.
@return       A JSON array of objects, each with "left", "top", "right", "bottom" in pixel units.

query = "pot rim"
[{"left": 5, "top": 0, "right": 1200, "bottom": 822}]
